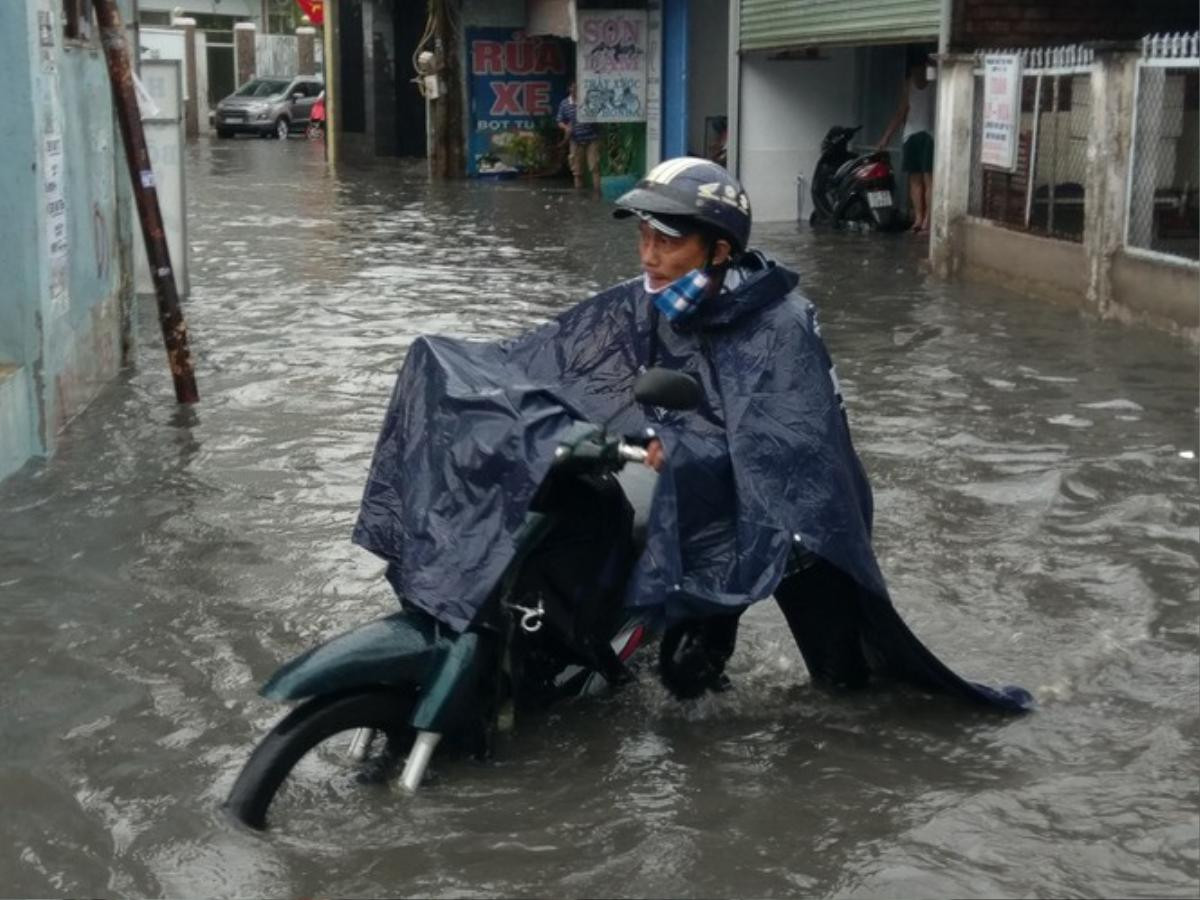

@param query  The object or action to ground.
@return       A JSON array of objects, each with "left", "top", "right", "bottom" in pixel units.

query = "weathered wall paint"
[
  {"left": 0, "top": 0, "right": 136, "bottom": 482},
  {"left": 0, "top": 3, "right": 41, "bottom": 369}
]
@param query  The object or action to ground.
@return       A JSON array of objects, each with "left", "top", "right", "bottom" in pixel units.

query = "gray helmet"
[{"left": 613, "top": 156, "right": 752, "bottom": 253}]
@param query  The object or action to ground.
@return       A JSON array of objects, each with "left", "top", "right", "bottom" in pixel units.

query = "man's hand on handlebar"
[{"left": 645, "top": 438, "right": 664, "bottom": 472}]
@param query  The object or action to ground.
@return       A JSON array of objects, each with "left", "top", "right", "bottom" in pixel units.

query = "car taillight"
[{"left": 855, "top": 162, "right": 889, "bottom": 180}]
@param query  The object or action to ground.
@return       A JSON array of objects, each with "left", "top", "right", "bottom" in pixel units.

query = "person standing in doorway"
[
  {"left": 877, "top": 52, "right": 936, "bottom": 233},
  {"left": 558, "top": 82, "right": 602, "bottom": 198}
]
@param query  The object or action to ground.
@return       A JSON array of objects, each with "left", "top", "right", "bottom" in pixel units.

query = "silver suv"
[{"left": 214, "top": 75, "right": 323, "bottom": 140}]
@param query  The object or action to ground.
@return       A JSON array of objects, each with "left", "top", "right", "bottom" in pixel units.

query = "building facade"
[
  {"left": 728, "top": 1, "right": 940, "bottom": 223},
  {"left": 0, "top": 0, "right": 139, "bottom": 482},
  {"left": 319, "top": 0, "right": 725, "bottom": 182},
  {"left": 931, "top": 0, "right": 1199, "bottom": 336}
]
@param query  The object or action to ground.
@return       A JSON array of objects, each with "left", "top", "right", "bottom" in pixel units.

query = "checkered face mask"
[{"left": 652, "top": 268, "right": 713, "bottom": 322}]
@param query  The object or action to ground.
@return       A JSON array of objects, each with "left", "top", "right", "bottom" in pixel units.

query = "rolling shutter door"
[{"left": 740, "top": 0, "right": 940, "bottom": 51}]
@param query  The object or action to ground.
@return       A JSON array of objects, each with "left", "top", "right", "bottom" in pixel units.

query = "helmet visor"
[{"left": 619, "top": 209, "right": 686, "bottom": 238}]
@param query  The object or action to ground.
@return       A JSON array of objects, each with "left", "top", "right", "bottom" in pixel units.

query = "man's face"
[
  {"left": 643, "top": 223, "right": 705, "bottom": 290},
  {"left": 638, "top": 222, "right": 715, "bottom": 291}
]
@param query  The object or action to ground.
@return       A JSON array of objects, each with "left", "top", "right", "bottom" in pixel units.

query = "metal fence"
[
  {"left": 1126, "top": 33, "right": 1199, "bottom": 262},
  {"left": 969, "top": 45, "right": 1093, "bottom": 242}
]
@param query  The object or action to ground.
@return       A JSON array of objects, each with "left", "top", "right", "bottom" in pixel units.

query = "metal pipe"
[
  {"left": 399, "top": 730, "right": 442, "bottom": 792},
  {"left": 346, "top": 727, "right": 376, "bottom": 762},
  {"left": 92, "top": 0, "right": 199, "bottom": 405},
  {"left": 324, "top": 0, "right": 338, "bottom": 168},
  {"left": 1024, "top": 74, "right": 1043, "bottom": 228},
  {"left": 1047, "top": 76, "right": 1059, "bottom": 234}
]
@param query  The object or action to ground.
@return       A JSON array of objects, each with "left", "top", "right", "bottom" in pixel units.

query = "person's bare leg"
[
  {"left": 590, "top": 144, "right": 601, "bottom": 199},
  {"left": 920, "top": 172, "right": 933, "bottom": 231},
  {"left": 909, "top": 174, "right": 926, "bottom": 232},
  {"left": 570, "top": 141, "right": 583, "bottom": 190}
]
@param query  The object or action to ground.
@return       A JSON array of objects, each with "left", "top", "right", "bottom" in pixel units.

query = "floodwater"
[{"left": 1, "top": 137, "right": 1197, "bottom": 899}]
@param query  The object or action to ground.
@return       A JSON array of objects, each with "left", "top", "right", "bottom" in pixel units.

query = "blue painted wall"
[
  {"left": 0, "top": 3, "right": 41, "bottom": 368},
  {"left": 661, "top": 0, "right": 689, "bottom": 159},
  {"left": 0, "top": 0, "right": 136, "bottom": 482}
]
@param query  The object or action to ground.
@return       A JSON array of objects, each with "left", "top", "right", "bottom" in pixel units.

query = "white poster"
[
  {"left": 42, "top": 132, "right": 69, "bottom": 303},
  {"left": 576, "top": 9, "right": 647, "bottom": 123},
  {"left": 980, "top": 54, "right": 1023, "bottom": 171}
]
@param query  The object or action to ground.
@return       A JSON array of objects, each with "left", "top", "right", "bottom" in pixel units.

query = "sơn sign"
[{"left": 576, "top": 9, "right": 647, "bottom": 123}]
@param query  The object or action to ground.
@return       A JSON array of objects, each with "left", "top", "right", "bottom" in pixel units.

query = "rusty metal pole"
[
  {"left": 93, "top": 0, "right": 199, "bottom": 404},
  {"left": 430, "top": 0, "right": 464, "bottom": 178}
]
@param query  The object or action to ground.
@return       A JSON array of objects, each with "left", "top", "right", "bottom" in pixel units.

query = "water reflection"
[{"left": 0, "top": 137, "right": 1196, "bottom": 898}]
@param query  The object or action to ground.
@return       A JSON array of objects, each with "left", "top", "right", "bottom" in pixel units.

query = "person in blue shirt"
[{"left": 557, "top": 82, "right": 601, "bottom": 197}]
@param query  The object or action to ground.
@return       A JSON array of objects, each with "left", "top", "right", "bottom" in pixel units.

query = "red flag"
[{"left": 295, "top": 0, "right": 324, "bottom": 26}]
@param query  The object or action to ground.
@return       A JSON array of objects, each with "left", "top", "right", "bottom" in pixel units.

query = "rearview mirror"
[
  {"left": 633, "top": 367, "right": 702, "bottom": 411},
  {"left": 291, "top": 92, "right": 305, "bottom": 101}
]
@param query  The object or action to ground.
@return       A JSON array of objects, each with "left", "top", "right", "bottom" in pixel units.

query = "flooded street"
[{"left": 1, "top": 137, "right": 1197, "bottom": 898}]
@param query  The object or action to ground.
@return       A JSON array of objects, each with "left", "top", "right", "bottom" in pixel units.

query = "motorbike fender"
[
  {"left": 409, "top": 630, "right": 492, "bottom": 733},
  {"left": 261, "top": 612, "right": 454, "bottom": 701}
]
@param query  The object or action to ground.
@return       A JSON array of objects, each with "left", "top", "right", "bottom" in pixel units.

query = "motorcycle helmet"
[{"left": 613, "top": 156, "right": 752, "bottom": 254}]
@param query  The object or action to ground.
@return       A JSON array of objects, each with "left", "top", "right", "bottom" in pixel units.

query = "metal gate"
[{"left": 968, "top": 46, "right": 1094, "bottom": 242}]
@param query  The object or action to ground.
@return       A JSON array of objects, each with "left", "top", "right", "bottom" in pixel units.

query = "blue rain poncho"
[{"left": 353, "top": 252, "right": 1032, "bottom": 711}]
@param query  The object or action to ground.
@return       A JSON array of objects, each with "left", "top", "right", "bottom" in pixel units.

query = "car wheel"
[
  {"left": 275, "top": 117, "right": 289, "bottom": 140},
  {"left": 216, "top": 128, "right": 233, "bottom": 139}
]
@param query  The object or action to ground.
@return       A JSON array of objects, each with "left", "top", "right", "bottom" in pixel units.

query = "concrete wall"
[
  {"left": 0, "top": 4, "right": 41, "bottom": 370},
  {"left": 140, "top": 0, "right": 261, "bottom": 22},
  {"left": 0, "top": 0, "right": 136, "bottom": 482},
  {"left": 1111, "top": 250, "right": 1200, "bottom": 336},
  {"left": 256, "top": 32, "right": 299, "bottom": 77},
  {"left": 739, "top": 47, "right": 858, "bottom": 222},
  {"left": 961, "top": 218, "right": 1088, "bottom": 307},
  {"left": 932, "top": 49, "right": 1199, "bottom": 338}
]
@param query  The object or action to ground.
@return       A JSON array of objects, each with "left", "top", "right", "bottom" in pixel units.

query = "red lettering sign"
[
  {"left": 473, "top": 35, "right": 567, "bottom": 76},
  {"left": 490, "top": 82, "right": 525, "bottom": 115},
  {"left": 473, "top": 40, "right": 504, "bottom": 75},
  {"left": 583, "top": 17, "right": 641, "bottom": 45},
  {"left": 488, "top": 81, "right": 553, "bottom": 116},
  {"left": 525, "top": 81, "right": 550, "bottom": 115}
]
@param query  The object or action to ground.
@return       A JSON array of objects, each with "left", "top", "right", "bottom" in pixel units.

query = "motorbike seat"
[{"left": 833, "top": 157, "right": 861, "bottom": 181}]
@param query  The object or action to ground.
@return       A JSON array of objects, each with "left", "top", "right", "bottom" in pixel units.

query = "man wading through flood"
[{"left": 355, "top": 157, "right": 1032, "bottom": 711}]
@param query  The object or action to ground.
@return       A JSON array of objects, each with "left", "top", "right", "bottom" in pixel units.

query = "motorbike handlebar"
[
  {"left": 552, "top": 437, "right": 649, "bottom": 469},
  {"left": 617, "top": 443, "right": 648, "bottom": 464}
]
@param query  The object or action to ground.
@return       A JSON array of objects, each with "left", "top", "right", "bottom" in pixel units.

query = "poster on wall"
[
  {"left": 42, "top": 131, "right": 69, "bottom": 305},
  {"left": 576, "top": 9, "right": 647, "bottom": 123},
  {"left": 980, "top": 54, "right": 1023, "bottom": 171},
  {"left": 467, "top": 28, "right": 571, "bottom": 176}
]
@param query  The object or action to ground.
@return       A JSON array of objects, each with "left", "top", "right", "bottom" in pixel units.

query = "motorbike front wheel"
[{"left": 225, "top": 688, "right": 416, "bottom": 831}]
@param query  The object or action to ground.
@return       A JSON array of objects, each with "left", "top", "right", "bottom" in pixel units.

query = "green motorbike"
[{"left": 224, "top": 369, "right": 701, "bottom": 831}]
